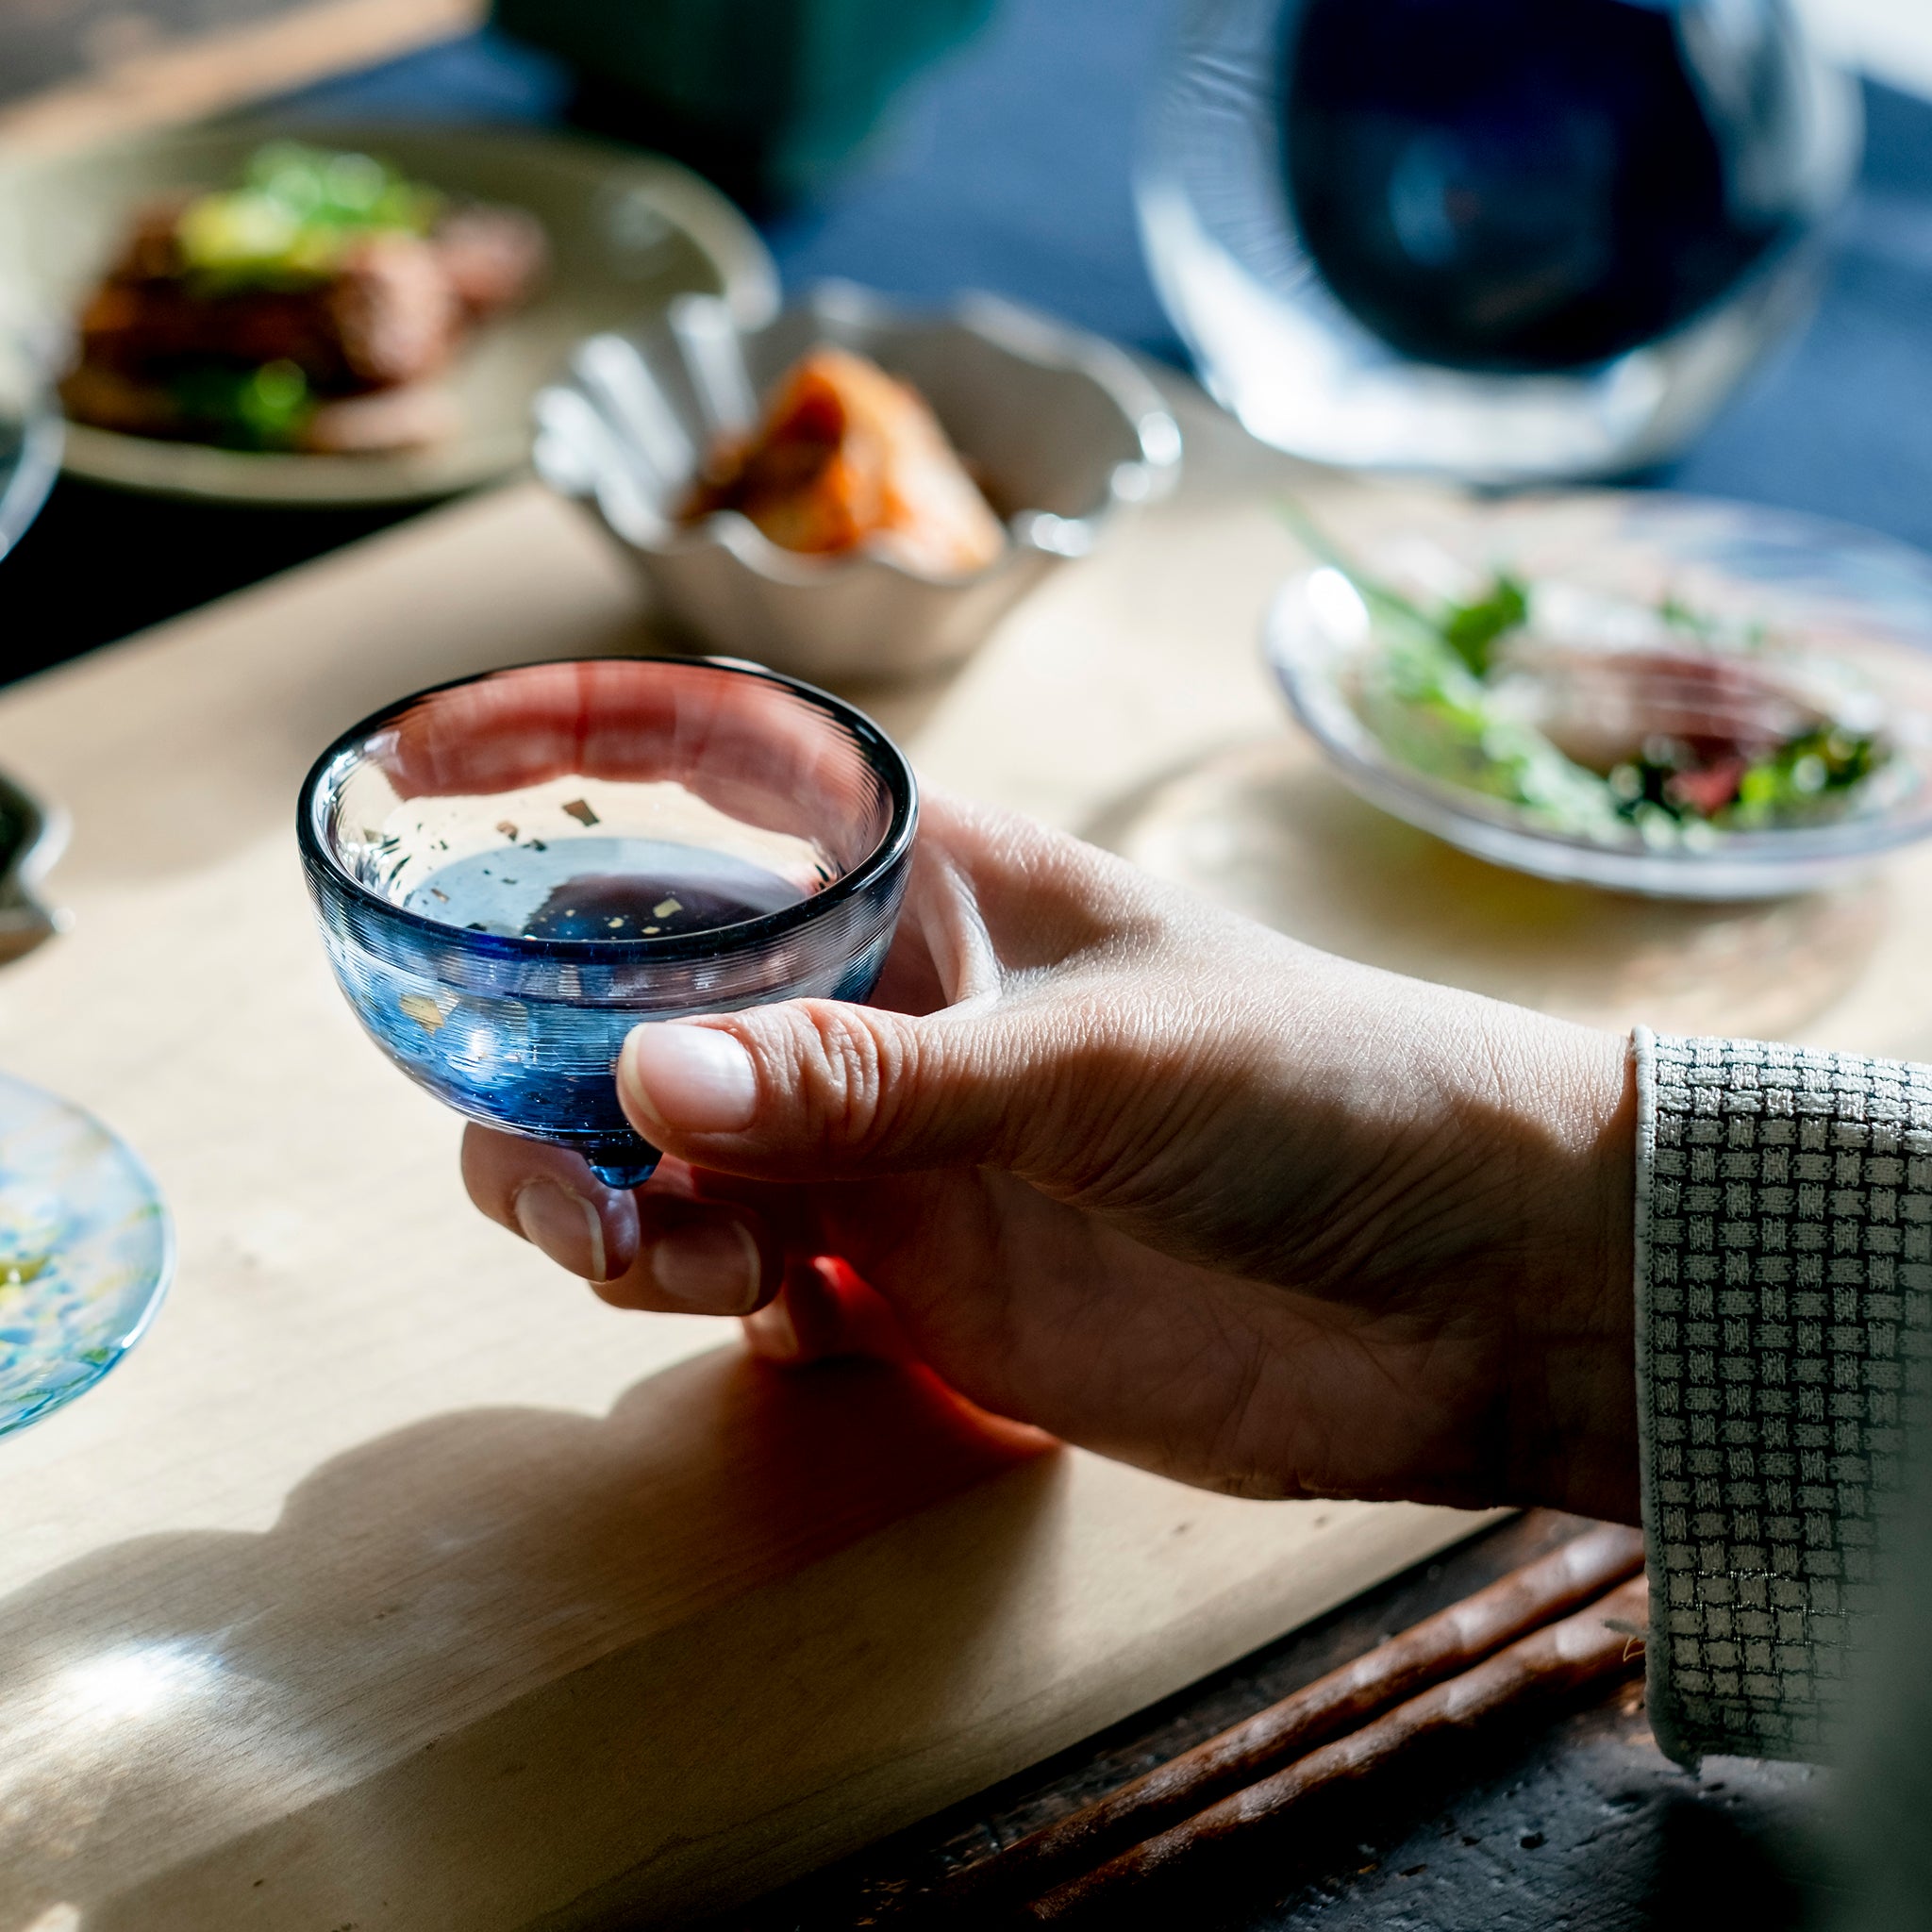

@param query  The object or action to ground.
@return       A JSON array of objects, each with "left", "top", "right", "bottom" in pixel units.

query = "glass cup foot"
[{"left": 581, "top": 1135, "right": 660, "bottom": 1191}]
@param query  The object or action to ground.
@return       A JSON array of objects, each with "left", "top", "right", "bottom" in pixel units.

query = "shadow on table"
[
  {"left": 2, "top": 481, "right": 971, "bottom": 902},
  {"left": 1091, "top": 737, "right": 1890, "bottom": 1043},
  {"left": 0, "top": 1343, "right": 1054, "bottom": 1929},
  {"left": 1, "top": 514, "right": 665, "bottom": 891},
  {"left": 0, "top": 478, "right": 425, "bottom": 688},
  {"left": 1644, "top": 1777, "right": 1825, "bottom": 1932}
]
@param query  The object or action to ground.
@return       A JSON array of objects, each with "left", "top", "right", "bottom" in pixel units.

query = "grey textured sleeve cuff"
[{"left": 1633, "top": 1027, "right": 1931, "bottom": 1767}]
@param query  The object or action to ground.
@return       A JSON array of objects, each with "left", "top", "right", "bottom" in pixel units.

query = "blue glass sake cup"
[{"left": 297, "top": 657, "right": 918, "bottom": 1187}]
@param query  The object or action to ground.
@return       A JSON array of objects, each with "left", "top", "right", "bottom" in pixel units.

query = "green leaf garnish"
[
  {"left": 1440, "top": 575, "right": 1528, "bottom": 677},
  {"left": 167, "top": 358, "right": 312, "bottom": 449},
  {"left": 1726, "top": 727, "right": 1882, "bottom": 827}
]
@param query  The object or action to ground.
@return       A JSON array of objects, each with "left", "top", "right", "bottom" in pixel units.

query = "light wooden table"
[
  {"left": 8, "top": 370, "right": 1932, "bottom": 1929},
  {"left": 0, "top": 387, "right": 1507, "bottom": 1932}
]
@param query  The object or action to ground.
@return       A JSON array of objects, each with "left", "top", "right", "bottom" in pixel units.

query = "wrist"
[{"left": 1496, "top": 1023, "right": 1639, "bottom": 1521}]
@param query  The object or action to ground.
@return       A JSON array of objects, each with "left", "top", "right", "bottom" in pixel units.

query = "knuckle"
[{"left": 769, "top": 1001, "right": 910, "bottom": 1154}]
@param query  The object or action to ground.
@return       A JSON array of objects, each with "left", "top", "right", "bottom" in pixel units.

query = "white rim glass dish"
[
  {"left": 0, "top": 325, "right": 59, "bottom": 564},
  {"left": 0, "top": 1073, "right": 172, "bottom": 1439},
  {"left": 1266, "top": 492, "right": 1932, "bottom": 899},
  {"left": 0, "top": 121, "right": 777, "bottom": 506},
  {"left": 534, "top": 280, "right": 1184, "bottom": 681},
  {"left": 1138, "top": 0, "right": 1859, "bottom": 483}
]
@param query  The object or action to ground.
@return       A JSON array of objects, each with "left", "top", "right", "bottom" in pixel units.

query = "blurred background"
[{"left": 2, "top": 0, "right": 1930, "bottom": 683}]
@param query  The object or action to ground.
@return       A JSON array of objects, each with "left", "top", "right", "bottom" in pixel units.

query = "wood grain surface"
[{"left": 0, "top": 388, "right": 1506, "bottom": 1932}]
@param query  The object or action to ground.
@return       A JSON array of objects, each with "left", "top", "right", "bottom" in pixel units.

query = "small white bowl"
[{"left": 533, "top": 281, "right": 1182, "bottom": 682}]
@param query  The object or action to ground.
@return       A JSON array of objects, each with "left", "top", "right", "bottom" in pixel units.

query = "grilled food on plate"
[{"left": 60, "top": 142, "right": 547, "bottom": 455}]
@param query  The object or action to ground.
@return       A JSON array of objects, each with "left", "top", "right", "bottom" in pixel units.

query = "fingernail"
[
  {"left": 513, "top": 1180, "right": 608, "bottom": 1279},
  {"left": 623, "top": 1024, "right": 758, "bottom": 1134},
  {"left": 650, "top": 1218, "right": 761, "bottom": 1314},
  {"left": 742, "top": 1296, "right": 800, "bottom": 1361}
]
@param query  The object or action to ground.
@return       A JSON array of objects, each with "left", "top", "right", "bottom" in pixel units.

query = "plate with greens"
[
  {"left": 0, "top": 122, "right": 775, "bottom": 505},
  {"left": 1266, "top": 494, "right": 1932, "bottom": 898}
]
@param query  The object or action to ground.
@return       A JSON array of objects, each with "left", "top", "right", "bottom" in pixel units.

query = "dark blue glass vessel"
[
  {"left": 298, "top": 657, "right": 917, "bottom": 1187},
  {"left": 1140, "top": 0, "right": 1860, "bottom": 479},
  {"left": 1287, "top": 0, "right": 1815, "bottom": 374}
]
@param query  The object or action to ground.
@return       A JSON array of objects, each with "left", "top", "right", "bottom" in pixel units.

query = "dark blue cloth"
[
  {"left": 234, "top": 7, "right": 1932, "bottom": 560},
  {"left": 1668, "top": 83, "right": 1932, "bottom": 549},
  {"left": 279, "top": 5, "right": 1185, "bottom": 357},
  {"left": 276, "top": 26, "right": 574, "bottom": 125}
]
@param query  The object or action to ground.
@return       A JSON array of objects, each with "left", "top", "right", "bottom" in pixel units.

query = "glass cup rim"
[{"left": 296, "top": 654, "right": 920, "bottom": 965}]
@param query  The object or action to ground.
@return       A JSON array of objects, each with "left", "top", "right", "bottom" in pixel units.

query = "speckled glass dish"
[
  {"left": 0, "top": 1073, "right": 172, "bottom": 1439},
  {"left": 1266, "top": 493, "right": 1932, "bottom": 899},
  {"left": 298, "top": 658, "right": 918, "bottom": 1185}
]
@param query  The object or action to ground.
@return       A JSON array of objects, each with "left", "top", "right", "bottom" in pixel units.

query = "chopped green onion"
[
  {"left": 167, "top": 358, "right": 312, "bottom": 449},
  {"left": 176, "top": 142, "right": 441, "bottom": 290},
  {"left": 1440, "top": 575, "right": 1528, "bottom": 677}
]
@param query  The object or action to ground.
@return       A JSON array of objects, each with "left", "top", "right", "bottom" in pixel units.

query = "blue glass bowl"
[{"left": 298, "top": 657, "right": 918, "bottom": 1186}]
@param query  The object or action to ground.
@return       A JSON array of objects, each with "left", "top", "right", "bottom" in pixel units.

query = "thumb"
[{"left": 615, "top": 1001, "right": 1072, "bottom": 1182}]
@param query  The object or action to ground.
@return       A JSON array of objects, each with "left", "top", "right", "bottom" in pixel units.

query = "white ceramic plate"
[{"left": 0, "top": 121, "right": 778, "bottom": 506}]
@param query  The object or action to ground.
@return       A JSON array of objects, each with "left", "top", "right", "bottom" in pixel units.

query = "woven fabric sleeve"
[{"left": 1634, "top": 1028, "right": 1932, "bottom": 1766}]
